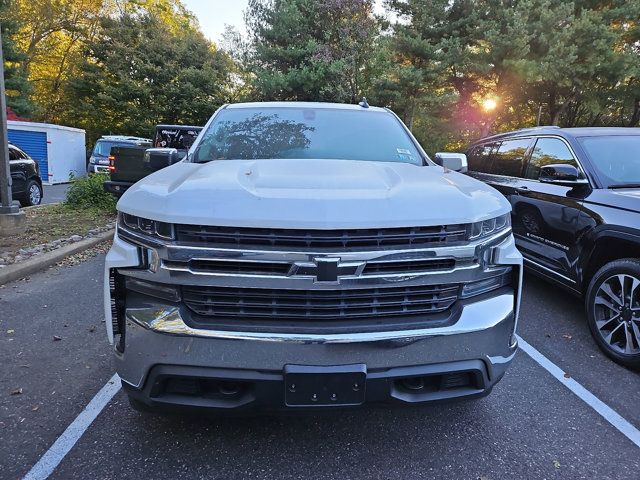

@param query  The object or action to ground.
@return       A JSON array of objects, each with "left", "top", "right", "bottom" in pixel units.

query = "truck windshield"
[
  {"left": 578, "top": 135, "right": 640, "bottom": 188},
  {"left": 192, "top": 107, "right": 423, "bottom": 165}
]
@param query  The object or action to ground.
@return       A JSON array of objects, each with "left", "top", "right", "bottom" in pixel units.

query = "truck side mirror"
[{"left": 434, "top": 153, "right": 468, "bottom": 173}]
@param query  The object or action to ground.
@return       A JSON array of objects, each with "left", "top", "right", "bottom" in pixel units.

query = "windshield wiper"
[{"left": 609, "top": 183, "right": 640, "bottom": 189}]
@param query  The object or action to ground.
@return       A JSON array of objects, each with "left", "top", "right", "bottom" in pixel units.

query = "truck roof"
[{"left": 225, "top": 101, "right": 388, "bottom": 113}]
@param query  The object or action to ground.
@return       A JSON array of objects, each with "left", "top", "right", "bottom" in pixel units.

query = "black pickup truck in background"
[{"left": 104, "top": 124, "right": 202, "bottom": 197}]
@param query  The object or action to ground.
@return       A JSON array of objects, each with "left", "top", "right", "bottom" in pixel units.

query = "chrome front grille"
[
  {"left": 182, "top": 284, "right": 460, "bottom": 321},
  {"left": 117, "top": 222, "right": 501, "bottom": 332},
  {"left": 175, "top": 224, "right": 469, "bottom": 250}
]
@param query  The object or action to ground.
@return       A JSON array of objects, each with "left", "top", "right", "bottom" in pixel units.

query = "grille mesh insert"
[
  {"left": 175, "top": 224, "right": 469, "bottom": 250},
  {"left": 182, "top": 284, "right": 460, "bottom": 321}
]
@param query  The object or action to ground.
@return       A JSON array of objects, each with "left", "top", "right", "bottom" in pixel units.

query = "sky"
[
  {"left": 181, "top": 0, "right": 249, "bottom": 43},
  {"left": 182, "top": 0, "right": 387, "bottom": 44}
]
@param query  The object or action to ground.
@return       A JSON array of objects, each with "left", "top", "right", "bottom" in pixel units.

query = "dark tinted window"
[
  {"left": 8, "top": 146, "right": 19, "bottom": 161},
  {"left": 155, "top": 128, "right": 202, "bottom": 150},
  {"left": 525, "top": 137, "right": 581, "bottom": 180},
  {"left": 93, "top": 141, "right": 141, "bottom": 157},
  {"left": 14, "top": 147, "right": 29, "bottom": 159},
  {"left": 193, "top": 108, "right": 422, "bottom": 164},
  {"left": 493, "top": 138, "right": 531, "bottom": 177},
  {"left": 468, "top": 142, "right": 499, "bottom": 173}
]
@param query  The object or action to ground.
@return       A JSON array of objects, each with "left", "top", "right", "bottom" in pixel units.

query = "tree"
[
  {"left": 513, "top": 0, "right": 638, "bottom": 126},
  {"left": 63, "top": 12, "right": 234, "bottom": 142},
  {"left": 384, "top": 0, "right": 640, "bottom": 148},
  {"left": 245, "top": 0, "right": 380, "bottom": 103},
  {"left": 0, "top": 0, "right": 34, "bottom": 117},
  {"left": 2, "top": 0, "right": 203, "bottom": 123},
  {"left": 3, "top": 0, "right": 107, "bottom": 122}
]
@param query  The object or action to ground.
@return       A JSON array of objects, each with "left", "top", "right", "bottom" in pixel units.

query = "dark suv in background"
[
  {"left": 9, "top": 142, "right": 43, "bottom": 206},
  {"left": 466, "top": 127, "right": 640, "bottom": 368}
]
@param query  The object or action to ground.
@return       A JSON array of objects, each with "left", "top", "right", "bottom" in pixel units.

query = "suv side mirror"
[
  {"left": 434, "top": 153, "right": 468, "bottom": 173},
  {"left": 539, "top": 164, "right": 588, "bottom": 187},
  {"left": 144, "top": 148, "right": 184, "bottom": 171}
]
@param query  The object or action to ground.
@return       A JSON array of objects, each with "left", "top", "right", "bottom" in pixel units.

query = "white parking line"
[
  {"left": 22, "top": 374, "right": 122, "bottom": 480},
  {"left": 517, "top": 335, "right": 640, "bottom": 448}
]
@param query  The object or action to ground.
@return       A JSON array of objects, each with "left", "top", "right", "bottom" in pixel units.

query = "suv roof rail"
[{"left": 473, "top": 125, "right": 562, "bottom": 144}]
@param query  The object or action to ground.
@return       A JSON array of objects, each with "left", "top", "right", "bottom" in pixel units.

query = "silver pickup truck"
[{"left": 104, "top": 101, "right": 522, "bottom": 413}]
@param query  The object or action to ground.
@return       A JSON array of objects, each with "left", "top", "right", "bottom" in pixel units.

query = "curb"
[{"left": 0, "top": 229, "right": 114, "bottom": 286}]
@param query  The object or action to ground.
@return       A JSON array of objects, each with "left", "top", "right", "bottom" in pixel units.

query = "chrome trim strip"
[
  {"left": 474, "top": 134, "right": 590, "bottom": 186},
  {"left": 533, "top": 135, "right": 590, "bottom": 184},
  {"left": 523, "top": 257, "right": 576, "bottom": 284},
  {"left": 126, "top": 292, "right": 515, "bottom": 343}
]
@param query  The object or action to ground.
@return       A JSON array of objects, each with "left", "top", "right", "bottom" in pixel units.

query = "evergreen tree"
[
  {"left": 0, "top": 0, "right": 34, "bottom": 118},
  {"left": 245, "top": 0, "right": 380, "bottom": 103}
]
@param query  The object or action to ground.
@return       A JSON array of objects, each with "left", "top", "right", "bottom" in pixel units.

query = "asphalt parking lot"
[
  {"left": 2, "top": 254, "right": 639, "bottom": 479},
  {"left": 41, "top": 184, "right": 70, "bottom": 205}
]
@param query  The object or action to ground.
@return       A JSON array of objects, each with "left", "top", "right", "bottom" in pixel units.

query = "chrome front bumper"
[
  {"left": 104, "top": 226, "right": 522, "bottom": 408},
  {"left": 117, "top": 291, "right": 517, "bottom": 390}
]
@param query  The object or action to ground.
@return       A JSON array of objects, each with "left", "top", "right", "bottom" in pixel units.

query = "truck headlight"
[
  {"left": 118, "top": 212, "right": 174, "bottom": 240},
  {"left": 469, "top": 213, "right": 511, "bottom": 241}
]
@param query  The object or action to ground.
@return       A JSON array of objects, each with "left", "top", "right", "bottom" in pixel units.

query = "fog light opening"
[
  {"left": 218, "top": 381, "right": 242, "bottom": 396},
  {"left": 401, "top": 377, "right": 425, "bottom": 391}
]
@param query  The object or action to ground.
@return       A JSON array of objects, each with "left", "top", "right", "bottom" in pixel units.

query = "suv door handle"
[{"left": 516, "top": 185, "right": 529, "bottom": 193}]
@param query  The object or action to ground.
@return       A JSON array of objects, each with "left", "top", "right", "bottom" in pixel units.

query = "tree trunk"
[
  {"left": 406, "top": 100, "right": 416, "bottom": 131},
  {"left": 629, "top": 98, "right": 640, "bottom": 127}
]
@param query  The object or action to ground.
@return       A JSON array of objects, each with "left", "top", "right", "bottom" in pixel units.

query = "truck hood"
[{"left": 118, "top": 159, "right": 510, "bottom": 228}]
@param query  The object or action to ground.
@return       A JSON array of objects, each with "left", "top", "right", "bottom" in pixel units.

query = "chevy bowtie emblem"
[{"left": 292, "top": 257, "right": 363, "bottom": 283}]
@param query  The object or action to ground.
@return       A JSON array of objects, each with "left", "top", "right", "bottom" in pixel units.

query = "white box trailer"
[{"left": 7, "top": 120, "right": 87, "bottom": 185}]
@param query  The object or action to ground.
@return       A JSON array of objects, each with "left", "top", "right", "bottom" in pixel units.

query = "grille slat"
[
  {"left": 363, "top": 259, "right": 455, "bottom": 275},
  {"left": 182, "top": 285, "right": 460, "bottom": 321},
  {"left": 176, "top": 225, "right": 468, "bottom": 249}
]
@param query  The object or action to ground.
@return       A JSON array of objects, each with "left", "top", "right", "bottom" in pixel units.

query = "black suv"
[
  {"left": 466, "top": 127, "right": 640, "bottom": 367},
  {"left": 9, "top": 142, "right": 43, "bottom": 206}
]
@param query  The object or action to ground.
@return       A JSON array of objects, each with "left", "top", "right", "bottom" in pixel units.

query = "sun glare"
[{"left": 482, "top": 98, "right": 498, "bottom": 111}]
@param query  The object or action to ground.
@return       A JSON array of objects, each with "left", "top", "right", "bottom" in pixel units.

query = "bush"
[{"left": 65, "top": 173, "right": 117, "bottom": 212}]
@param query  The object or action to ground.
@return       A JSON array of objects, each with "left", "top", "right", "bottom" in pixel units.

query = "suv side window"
[
  {"left": 525, "top": 137, "right": 582, "bottom": 180},
  {"left": 8, "top": 146, "right": 19, "bottom": 161},
  {"left": 468, "top": 142, "right": 499, "bottom": 173},
  {"left": 492, "top": 138, "right": 531, "bottom": 177}
]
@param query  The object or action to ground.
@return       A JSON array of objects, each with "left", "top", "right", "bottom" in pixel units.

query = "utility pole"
[{"left": 0, "top": 25, "right": 24, "bottom": 236}]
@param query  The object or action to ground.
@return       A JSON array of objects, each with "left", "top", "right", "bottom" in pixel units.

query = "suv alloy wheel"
[
  {"left": 23, "top": 180, "right": 43, "bottom": 206},
  {"left": 586, "top": 259, "right": 640, "bottom": 369}
]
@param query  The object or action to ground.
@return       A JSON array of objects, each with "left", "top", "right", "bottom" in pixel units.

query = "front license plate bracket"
[{"left": 284, "top": 364, "right": 367, "bottom": 407}]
